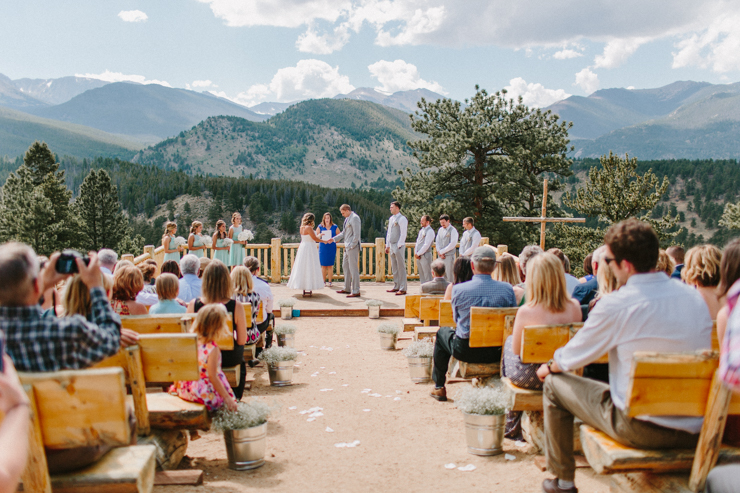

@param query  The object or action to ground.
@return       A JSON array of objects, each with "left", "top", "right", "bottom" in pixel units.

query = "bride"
[{"left": 287, "top": 213, "right": 327, "bottom": 297}]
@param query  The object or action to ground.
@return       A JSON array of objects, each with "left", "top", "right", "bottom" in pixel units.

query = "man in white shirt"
[
  {"left": 385, "top": 201, "right": 408, "bottom": 295},
  {"left": 535, "top": 219, "right": 712, "bottom": 493},
  {"left": 459, "top": 217, "right": 482, "bottom": 257},
  {"left": 178, "top": 254, "right": 202, "bottom": 303},
  {"left": 414, "top": 215, "right": 435, "bottom": 285},
  {"left": 98, "top": 249, "right": 117, "bottom": 276},
  {"left": 435, "top": 214, "right": 458, "bottom": 284}
]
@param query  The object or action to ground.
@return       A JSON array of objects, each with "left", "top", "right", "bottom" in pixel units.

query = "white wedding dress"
[{"left": 287, "top": 235, "right": 325, "bottom": 291}]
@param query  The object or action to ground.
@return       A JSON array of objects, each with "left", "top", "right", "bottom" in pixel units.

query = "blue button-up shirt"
[
  {"left": 451, "top": 274, "right": 517, "bottom": 339},
  {"left": 178, "top": 274, "right": 202, "bottom": 303}
]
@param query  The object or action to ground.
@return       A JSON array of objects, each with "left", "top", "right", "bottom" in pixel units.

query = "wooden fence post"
[
  {"left": 143, "top": 245, "right": 154, "bottom": 259},
  {"left": 271, "top": 238, "right": 281, "bottom": 284},
  {"left": 121, "top": 254, "right": 134, "bottom": 263},
  {"left": 497, "top": 244, "right": 508, "bottom": 257},
  {"left": 480, "top": 237, "right": 490, "bottom": 246},
  {"left": 375, "top": 238, "right": 385, "bottom": 282}
]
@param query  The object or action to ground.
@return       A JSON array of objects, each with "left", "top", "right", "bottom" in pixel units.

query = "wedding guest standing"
[
  {"left": 212, "top": 220, "right": 230, "bottom": 265},
  {"left": 188, "top": 221, "right": 206, "bottom": 258},
  {"left": 414, "top": 215, "right": 435, "bottom": 285},
  {"left": 228, "top": 212, "right": 246, "bottom": 269},
  {"left": 162, "top": 222, "right": 181, "bottom": 262},
  {"left": 317, "top": 212, "right": 339, "bottom": 287},
  {"left": 385, "top": 201, "right": 408, "bottom": 295},
  {"left": 436, "top": 214, "right": 458, "bottom": 283},
  {"left": 459, "top": 217, "right": 482, "bottom": 257}
]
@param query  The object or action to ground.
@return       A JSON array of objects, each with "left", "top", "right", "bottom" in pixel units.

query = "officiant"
[{"left": 317, "top": 212, "right": 340, "bottom": 287}]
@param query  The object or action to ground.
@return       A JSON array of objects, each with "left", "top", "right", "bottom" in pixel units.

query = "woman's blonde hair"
[
  {"left": 682, "top": 244, "right": 721, "bottom": 287},
  {"left": 656, "top": 249, "right": 675, "bottom": 277},
  {"left": 301, "top": 213, "right": 315, "bottom": 226},
  {"left": 65, "top": 273, "right": 115, "bottom": 317},
  {"left": 215, "top": 219, "right": 226, "bottom": 239},
  {"left": 321, "top": 213, "right": 334, "bottom": 228},
  {"left": 190, "top": 221, "right": 203, "bottom": 234},
  {"left": 112, "top": 265, "right": 144, "bottom": 301},
  {"left": 492, "top": 255, "right": 521, "bottom": 285},
  {"left": 191, "top": 303, "right": 229, "bottom": 344},
  {"left": 231, "top": 212, "right": 241, "bottom": 225},
  {"left": 201, "top": 259, "right": 232, "bottom": 303},
  {"left": 162, "top": 221, "right": 177, "bottom": 241},
  {"left": 525, "top": 252, "right": 570, "bottom": 313},
  {"left": 156, "top": 273, "right": 180, "bottom": 301},
  {"left": 596, "top": 260, "right": 620, "bottom": 300},
  {"left": 231, "top": 265, "right": 253, "bottom": 296}
]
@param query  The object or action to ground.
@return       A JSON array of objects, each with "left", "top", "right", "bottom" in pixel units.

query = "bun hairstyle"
[
  {"left": 162, "top": 221, "right": 177, "bottom": 240},
  {"left": 301, "top": 213, "right": 315, "bottom": 226},
  {"left": 232, "top": 212, "right": 241, "bottom": 225},
  {"left": 190, "top": 221, "right": 203, "bottom": 234},
  {"left": 215, "top": 219, "right": 226, "bottom": 239}
]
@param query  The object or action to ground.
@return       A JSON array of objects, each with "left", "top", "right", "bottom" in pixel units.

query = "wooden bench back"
[
  {"left": 180, "top": 313, "right": 234, "bottom": 350},
  {"left": 19, "top": 368, "right": 131, "bottom": 449},
  {"left": 404, "top": 294, "right": 421, "bottom": 318},
  {"left": 419, "top": 296, "right": 442, "bottom": 323},
  {"left": 519, "top": 323, "right": 583, "bottom": 363},
  {"left": 469, "top": 307, "right": 519, "bottom": 348},
  {"left": 712, "top": 320, "right": 719, "bottom": 352},
  {"left": 121, "top": 314, "right": 184, "bottom": 334},
  {"left": 439, "top": 300, "right": 454, "bottom": 327}
]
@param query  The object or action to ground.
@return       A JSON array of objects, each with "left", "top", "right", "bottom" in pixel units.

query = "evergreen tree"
[{"left": 280, "top": 212, "right": 297, "bottom": 234}]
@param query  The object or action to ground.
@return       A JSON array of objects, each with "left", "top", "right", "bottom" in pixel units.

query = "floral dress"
[{"left": 171, "top": 341, "right": 235, "bottom": 411}]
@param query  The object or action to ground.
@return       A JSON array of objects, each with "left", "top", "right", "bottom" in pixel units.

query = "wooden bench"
[
  {"left": 419, "top": 295, "right": 442, "bottom": 326},
  {"left": 403, "top": 294, "right": 422, "bottom": 331},
  {"left": 17, "top": 368, "right": 156, "bottom": 493},
  {"left": 458, "top": 306, "right": 519, "bottom": 378},
  {"left": 580, "top": 351, "right": 740, "bottom": 492},
  {"left": 439, "top": 300, "right": 454, "bottom": 327}
]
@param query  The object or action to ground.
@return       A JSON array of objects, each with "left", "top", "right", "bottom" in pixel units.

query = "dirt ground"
[{"left": 160, "top": 313, "right": 611, "bottom": 493}]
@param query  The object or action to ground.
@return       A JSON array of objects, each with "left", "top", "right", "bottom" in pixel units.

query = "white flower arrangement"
[
  {"left": 277, "top": 298, "right": 297, "bottom": 307},
  {"left": 238, "top": 230, "right": 254, "bottom": 242},
  {"left": 274, "top": 324, "right": 297, "bottom": 336},
  {"left": 259, "top": 346, "right": 298, "bottom": 365},
  {"left": 365, "top": 299, "right": 383, "bottom": 307},
  {"left": 223, "top": 238, "right": 234, "bottom": 248},
  {"left": 200, "top": 235, "right": 213, "bottom": 248},
  {"left": 454, "top": 379, "right": 513, "bottom": 416},
  {"left": 403, "top": 341, "right": 434, "bottom": 358},
  {"left": 376, "top": 323, "right": 401, "bottom": 335},
  {"left": 212, "top": 399, "right": 274, "bottom": 431},
  {"left": 172, "top": 236, "right": 187, "bottom": 248}
]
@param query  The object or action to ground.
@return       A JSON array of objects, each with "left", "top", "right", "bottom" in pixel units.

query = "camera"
[{"left": 56, "top": 250, "right": 90, "bottom": 274}]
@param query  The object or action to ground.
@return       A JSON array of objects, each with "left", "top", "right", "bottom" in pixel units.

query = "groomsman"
[
  {"left": 414, "top": 215, "right": 435, "bottom": 284},
  {"left": 459, "top": 217, "right": 482, "bottom": 257},
  {"left": 385, "top": 201, "right": 408, "bottom": 295},
  {"left": 435, "top": 214, "right": 458, "bottom": 283}
]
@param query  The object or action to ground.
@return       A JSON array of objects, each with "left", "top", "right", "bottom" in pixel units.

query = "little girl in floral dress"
[{"left": 172, "top": 304, "right": 238, "bottom": 412}]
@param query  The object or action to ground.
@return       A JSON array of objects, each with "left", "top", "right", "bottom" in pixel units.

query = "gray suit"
[
  {"left": 421, "top": 277, "right": 449, "bottom": 295},
  {"left": 387, "top": 213, "right": 408, "bottom": 292},
  {"left": 333, "top": 212, "right": 361, "bottom": 294},
  {"left": 414, "top": 225, "right": 434, "bottom": 284}
]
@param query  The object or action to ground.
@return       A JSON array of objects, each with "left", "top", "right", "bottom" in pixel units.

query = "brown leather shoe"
[
  {"left": 395, "top": 290, "right": 407, "bottom": 295},
  {"left": 347, "top": 293, "right": 361, "bottom": 298},
  {"left": 387, "top": 288, "right": 399, "bottom": 292},
  {"left": 336, "top": 290, "right": 350, "bottom": 294},
  {"left": 430, "top": 387, "right": 447, "bottom": 401},
  {"left": 542, "top": 479, "right": 577, "bottom": 493}
]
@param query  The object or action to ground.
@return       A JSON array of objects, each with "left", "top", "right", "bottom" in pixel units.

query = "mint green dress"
[
  {"left": 228, "top": 225, "right": 244, "bottom": 267},
  {"left": 163, "top": 234, "right": 180, "bottom": 262},
  {"left": 190, "top": 234, "right": 204, "bottom": 258},
  {"left": 213, "top": 237, "right": 230, "bottom": 265}
]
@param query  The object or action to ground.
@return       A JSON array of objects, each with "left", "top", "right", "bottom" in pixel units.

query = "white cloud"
[
  {"left": 574, "top": 68, "right": 599, "bottom": 94},
  {"left": 672, "top": 13, "right": 740, "bottom": 73},
  {"left": 118, "top": 10, "right": 148, "bottom": 23},
  {"left": 74, "top": 70, "right": 171, "bottom": 87},
  {"left": 594, "top": 37, "right": 648, "bottom": 68},
  {"left": 374, "top": 6, "right": 446, "bottom": 47},
  {"left": 223, "top": 59, "right": 355, "bottom": 107},
  {"left": 296, "top": 24, "right": 351, "bottom": 54},
  {"left": 196, "top": 0, "right": 348, "bottom": 28},
  {"left": 504, "top": 77, "right": 570, "bottom": 107},
  {"left": 192, "top": 80, "right": 215, "bottom": 88},
  {"left": 553, "top": 49, "right": 583, "bottom": 60},
  {"left": 367, "top": 59, "right": 445, "bottom": 94}
]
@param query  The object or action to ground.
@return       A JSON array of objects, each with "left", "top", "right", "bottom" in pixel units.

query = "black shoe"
[
  {"left": 542, "top": 478, "right": 577, "bottom": 493},
  {"left": 247, "top": 359, "right": 261, "bottom": 368}
]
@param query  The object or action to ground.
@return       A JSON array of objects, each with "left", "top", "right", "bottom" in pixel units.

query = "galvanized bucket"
[
  {"left": 368, "top": 306, "right": 380, "bottom": 319},
  {"left": 407, "top": 356, "right": 433, "bottom": 383},
  {"left": 268, "top": 360, "right": 294, "bottom": 386},
  {"left": 463, "top": 412, "right": 505, "bottom": 456},
  {"left": 378, "top": 332, "right": 397, "bottom": 350},
  {"left": 280, "top": 310, "right": 292, "bottom": 320},
  {"left": 277, "top": 333, "right": 295, "bottom": 348},
  {"left": 223, "top": 423, "right": 267, "bottom": 470}
]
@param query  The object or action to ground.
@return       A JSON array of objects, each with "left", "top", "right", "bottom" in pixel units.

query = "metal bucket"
[
  {"left": 368, "top": 306, "right": 380, "bottom": 319},
  {"left": 407, "top": 356, "right": 433, "bottom": 383},
  {"left": 277, "top": 333, "right": 295, "bottom": 347},
  {"left": 378, "top": 332, "right": 398, "bottom": 350},
  {"left": 280, "top": 310, "right": 292, "bottom": 320},
  {"left": 463, "top": 412, "right": 505, "bottom": 456},
  {"left": 268, "top": 361, "right": 294, "bottom": 386},
  {"left": 223, "top": 423, "right": 267, "bottom": 470}
]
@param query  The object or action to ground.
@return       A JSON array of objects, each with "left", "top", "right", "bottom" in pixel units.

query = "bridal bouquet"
[
  {"left": 172, "top": 236, "right": 188, "bottom": 248},
  {"left": 200, "top": 235, "right": 213, "bottom": 248},
  {"left": 223, "top": 238, "right": 234, "bottom": 248},
  {"left": 238, "top": 230, "right": 254, "bottom": 242}
]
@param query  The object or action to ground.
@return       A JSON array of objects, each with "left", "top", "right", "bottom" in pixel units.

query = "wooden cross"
[{"left": 503, "top": 178, "right": 586, "bottom": 250}]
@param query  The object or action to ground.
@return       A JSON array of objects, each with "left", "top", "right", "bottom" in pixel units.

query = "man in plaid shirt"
[{"left": 0, "top": 243, "right": 122, "bottom": 372}]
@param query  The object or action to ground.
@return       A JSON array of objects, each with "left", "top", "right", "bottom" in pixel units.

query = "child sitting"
[
  {"left": 149, "top": 273, "right": 187, "bottom": 315},
  {"left": 171, "top": 304, "right": 238, "bottom": 412}
]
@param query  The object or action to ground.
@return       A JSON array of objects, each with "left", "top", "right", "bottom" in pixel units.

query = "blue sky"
[{"left": 2, "top": 0, "right": 739, "bottom": 107}]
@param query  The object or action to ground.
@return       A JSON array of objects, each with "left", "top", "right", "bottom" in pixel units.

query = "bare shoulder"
[{"left": 569, "top": 298, "right": 583, "bottom": 320}]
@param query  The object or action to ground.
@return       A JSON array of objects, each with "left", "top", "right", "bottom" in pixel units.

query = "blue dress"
[
  {"left": 213, "top": 237, "right": 230, "bottom": 265},
  {"left": 318, "top": 224, "right": 338, "bottom": 267},
  {"left": 189, "top": 234, "right": 204, "bottom": 258},
  {"left": 229, "top": 225, "right": 245, "bottom": 267},
  {"left": 163, "top": 234, "right": 180, "bottom": 262}
]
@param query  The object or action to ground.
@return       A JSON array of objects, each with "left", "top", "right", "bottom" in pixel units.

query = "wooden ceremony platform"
[{"left": 269, "top": 282, "right": 412, "bottom": 317}]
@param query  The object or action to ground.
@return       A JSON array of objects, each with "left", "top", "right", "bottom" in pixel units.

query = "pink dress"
[{"left": 171, "top": 341, "right": 235, "bottom": 411}]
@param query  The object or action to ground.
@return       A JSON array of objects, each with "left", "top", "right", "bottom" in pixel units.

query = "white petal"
[
  {"left": 325, "top": 427, "right": 334, "bottom": 433},
  {"left": 505, "top": 454, "right": 516, "bottom": 461},
  {"left": 444, "top": 463, "right": 456, "bottom": 469},
  {"left": 458, "top": 464, "right": 477, "bottom": 472}
]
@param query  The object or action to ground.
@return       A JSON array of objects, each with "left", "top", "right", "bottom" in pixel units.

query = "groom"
[{"left": 329, "top": 204, "right": 362, "bottom": 297}]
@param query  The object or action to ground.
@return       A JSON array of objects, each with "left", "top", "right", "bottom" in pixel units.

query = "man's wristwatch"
[{"left": 546, "top": 359, "right": 556, "bottom": 373}]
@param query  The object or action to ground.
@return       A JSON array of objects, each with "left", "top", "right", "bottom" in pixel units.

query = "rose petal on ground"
[
  {"left": 309, "top": 411, "right": 324, "bottom": 418},
  {"left": 320, "top": 367, "right": 325, "bottom": 369},
  {"left": 514, "top": 441, "right": 527, "bottom": 448},
  {"left": 307, "top": 418, "right": 315, "bottom": 422},
  {"left": 505, "top": 454, "right": 516, "bottom": 461},
  {"left": 396, "top": 390, "right": 402, "bottom": 394},
  {"left": 335, "top": 443, "right": 347, "bottom": 448},
  {"left": 458, "top": 464, "right": 476, "bottom": 472},
  {"left": 325, "top": 427, "right": 334, "bottom": 432},
  {"left": 444, "top": 463, "right": 456, "bottom": 470},
  {"left": 342, "top": 384, "right": 349, "bottom": 387},
  {"left": 363, "top": 409, "right": 371, "bottom": 412},
  {"left": 329, "top": 372, "right": 336, "bottom": 374}
]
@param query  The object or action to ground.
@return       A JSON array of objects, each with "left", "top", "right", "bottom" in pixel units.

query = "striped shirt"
[{"left": 451, "top": 275, "right": 517, "bottom": 339}]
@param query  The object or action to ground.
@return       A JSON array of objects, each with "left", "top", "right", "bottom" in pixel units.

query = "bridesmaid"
[
  {"left": 316, "top": 212, "right": 340, "bottom": 287},
  {"left": 162, "top": 221, "right": 181, "bottom": 262},
  {"left": 188, "top": 221, "right": 205, "bottom": 258},
  {"left": 212, "top": 220, "right": 230, "bottom": 265},
  {"left": 228, "top": 212, "right": 246, "bottom": 269}
]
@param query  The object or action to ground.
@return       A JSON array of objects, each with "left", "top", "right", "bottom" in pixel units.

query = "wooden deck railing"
[{"left": 130, "top": 237, "right": 496, "bottom": 283}]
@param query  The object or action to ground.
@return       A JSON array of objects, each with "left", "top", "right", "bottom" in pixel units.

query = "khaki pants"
[{"left": 543, "top": 372, "right": 699, "bottom": 481}]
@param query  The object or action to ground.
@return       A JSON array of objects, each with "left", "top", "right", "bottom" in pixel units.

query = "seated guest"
[
  {"left": 667, "top": 245, "right": 685, "bottom": 280},
  {"left": 149, "top": 274, "right": 187, "bottom": 315},
  {"left": 98, "top": 248, "right": 118, "bottom": 275},
  {"left": 536, "top": 219, "right": 711, "bottom": 493},
  {"left": 198, "top": 256, "right": 211, "bottom": 278},
  {"left": 493, "top": 254, "right": 524, "bottom": 305},
  {"left": 110, "top": 266, "right": 148, "bottom": 316},
  {"left": 443, "top": 256, "right": 474, "bottom": 301},
  {"left": 588, "top": 259, "right": 621, "bottom": 312},
  {"left": 681, "top": 245, "right": 722, "bottom": 319},
  {"left": 717, "top": 239, "right": 740, "bottom": 346},
  {"left": 135, "top": 260, "right": 159, "bottom": 306},
  {"left": 37, "top": 255, "right": 61, "bottom": 315},
  {"left": 431, "top": 246, "right": 517, "bottom": 401},
  {"left": 516, "top": 245, "right": 543, "bottom": 288},
  {"left": 232, "top": 266, "right": 261, "bottom": 364},
  {"left": 422, "top": 260, "right": 450, "bottom": 294},
  {"left": 161, "top": 259, "right": 181, "bottom": 279},
  {"left": 113, "top": 259, "right": 133, "bottom": 273},
  {"left": 572, "top": 245, "right": 607, "bottom": 306},
  {"left": 0, "top": 355, "right": 30, "bottom": 493},
  {"left": 244, "top": 256, "right": 274, "bottom": 349},
  {"left": 548, "top": 248, "right": 580, "bottom": 296},
  {"left": 178, "top": 254, "right": 203, "bottom": 303},
  {"left": 578, "top": 253, "right": 594, "bottom": 283},
  {"left": 656, "top": 249, "right": 675, "bottom": 277}
]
